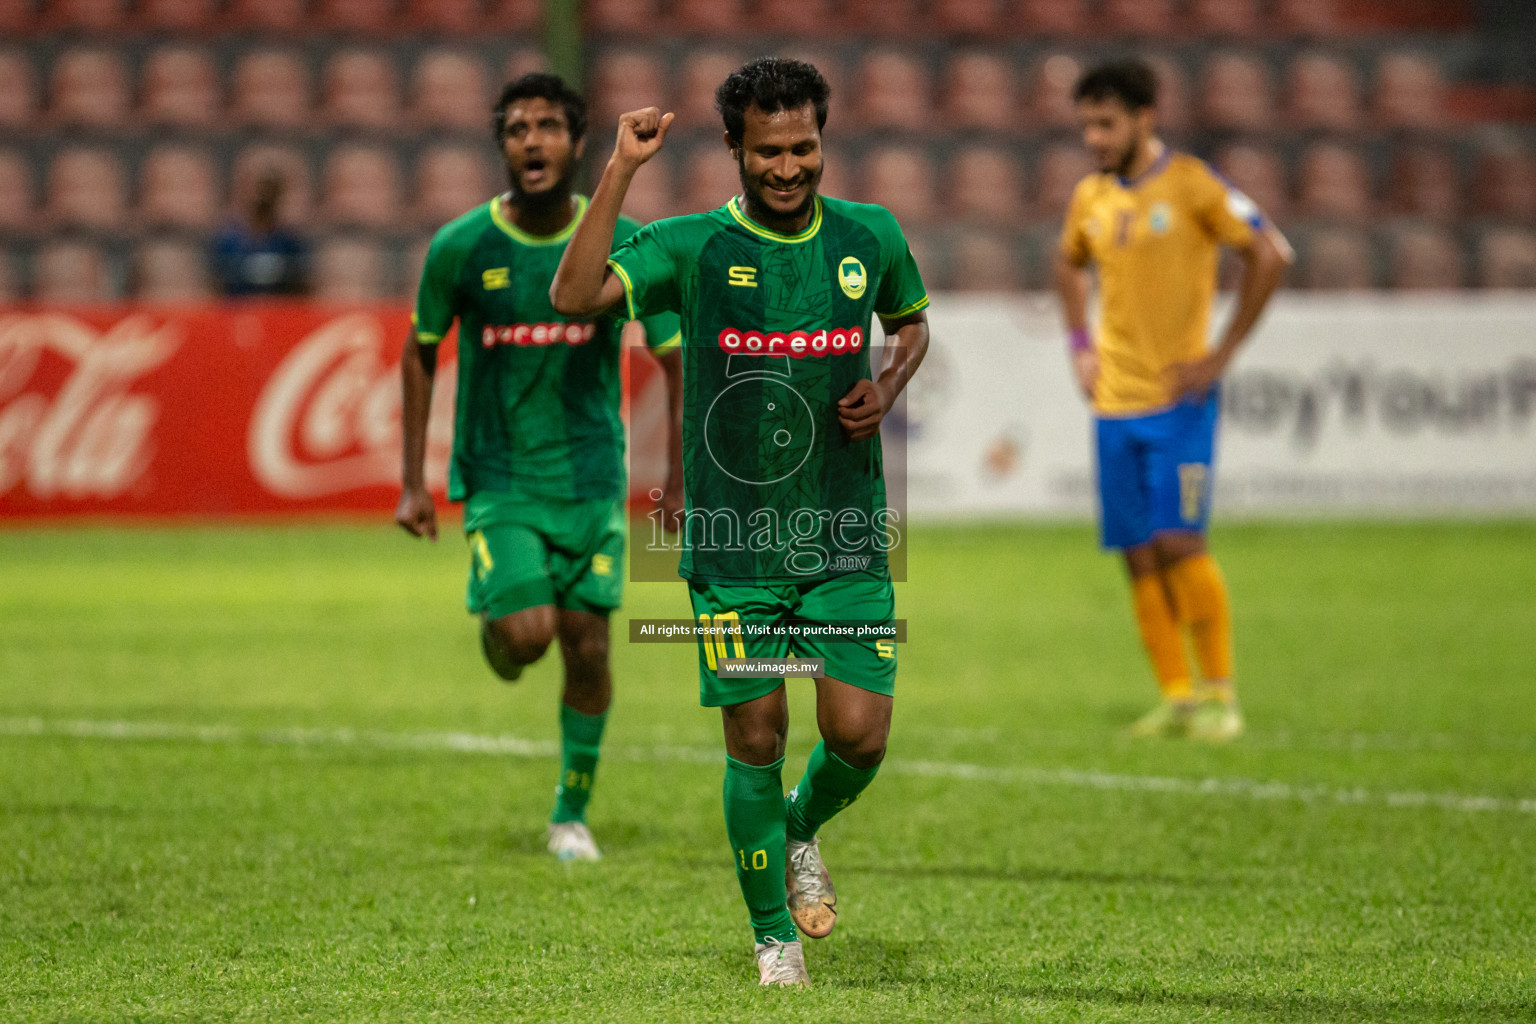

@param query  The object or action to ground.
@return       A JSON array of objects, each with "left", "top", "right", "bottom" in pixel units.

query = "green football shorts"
[
  {"left": 463, "top": 493, "right": 625, "bottom": 620},
  {"left": 687, "top": 570, "right": 897, "bottom": 707}
]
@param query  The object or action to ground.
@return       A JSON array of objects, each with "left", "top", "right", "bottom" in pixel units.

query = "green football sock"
[
  {"left": 785, "top": 741, "right": 881, "bottom": 843},
  {"left": 550, "top": 703, "right": 607, "bottom": 825},
  {"left": 723, "top": 755, "right": 797, "bottom": 945}
]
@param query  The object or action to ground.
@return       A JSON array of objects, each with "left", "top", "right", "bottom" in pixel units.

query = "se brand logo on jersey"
[
  {"left": 481, "top": 322, "right": 597, "bottom": 348},
  {"left": 717, "top": 326, "right": 864, "bottom": 358},
  {"left": 481, "top": 267, "right": 510, "bottom": 290},
  {"left": 838, "top": 257, "right": 867, "bottom": 299},
  {"left": 728, "top": 266, "right": 758, "bottom": 288}
]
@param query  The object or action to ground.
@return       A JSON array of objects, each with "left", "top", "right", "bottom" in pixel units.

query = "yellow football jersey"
[{"left": 1060, "top": 151, "right": 1262, "bottom": 414}]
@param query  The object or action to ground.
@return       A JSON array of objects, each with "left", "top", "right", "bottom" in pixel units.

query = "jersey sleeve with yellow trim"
[
  {"left": 606, "top": 220, "right": 683, "bottom": 324},
  {"left": 613, "top": 214, "right": 682, "bottom": 352},
  {"left": 412, "top": 214, "right": 479, "bottom": 344},
  {"left": 872, "top": 206, "right": 930, "bottom": 319}
]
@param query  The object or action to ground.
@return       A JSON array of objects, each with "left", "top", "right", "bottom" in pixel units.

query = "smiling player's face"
[
  {"left": 732, "top": 102, "right": 823, "bottom": 228},
  {"left": 500, "top": 97, "right": 584, "bottom": 198},
  {"left": 1076, "top": 97, "right": 1151, "bottom": 177}
]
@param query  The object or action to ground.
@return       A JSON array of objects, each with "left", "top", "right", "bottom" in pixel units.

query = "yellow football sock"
[
  {"left": 1130, "top": 573, "right": 1192, "bottom": 700},
  {"left": 1164, "top": 552, "right": 1234, "bottom": 690}
]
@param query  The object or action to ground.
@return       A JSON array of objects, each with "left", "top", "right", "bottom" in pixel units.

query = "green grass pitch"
[{"left": 2, "top": 521, "right": 1534, "bottom": 1022}]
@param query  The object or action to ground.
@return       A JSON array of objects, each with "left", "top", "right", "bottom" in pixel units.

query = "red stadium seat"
[
  {"left": 48, "top": 47, "right": 130, "bottom": 131},
  {"left": 43, "top": 0, "right": 126, "bottom": 32},
  {"left": 949, "top": 145, "right": 1026, "bottom": 228},
  {"left": 1100, "top": 0, "right": 1177, "bottom": 38},
  {"left": 621, "top": 153, "right": 677, "bottom": 224},
  {"left": 950, "top": 229, "right": 1025, "bottom": 291},
  {"left": 0, "top": 251, "right": 18, "bottom": 304},
  {"left": 413, "top": 145, "right": 493, "bottom": 227},
  {"left": 676, "top": 49, "right": 745, "bottom": 130},
  {"left": 1296, "top": 141, "right": 1372, "bottom": 223},
  {"left": 138, "top": 145, "right": 221, "bottom": 231},
  {"left": 34, "top": 240, "right": 116, "bottom": 304},
  {"left": 680, "top": 144, "right": 739, "bottom": 214},
  {"left": 841, "top": 0, "right": 921, "bottom": 36},
  {"left": 0, "top": 149, "right": 35, "bottom": 234},
  {"left": 1215, "top": 143, "right": 1288, "bottom": 222},
  {"left": 755, "top": 0, "right": 836, "bottom": 36},
  {"left": 1470, "top": 138, "right": 1536, "bottom": 221},
  {"left": 132, "top": 238, "right": 215, "bottom": 304},
  {"left": 140, "top": 46, "right": 222, "bottom": 131},
  {"left": 1272, "top": 0, "right": 1343, "bottom": 36},
  {"left": 589, "top": 50, "right": 667, "bottom": 136},
  {"left": 1013, "top": 0, "right": 1090, "bottom": 36},
  {"left": 484, "top": 0, "right": 541, "bottom": 31},
  {"left": 1385, "top": 144, "right": 1461, "bottom": 223},
  {"left": 314, "top": 237, "right": 390, "bottom": 302},
  {"left": 231, "top": 50, "right": 312, "bottom": 131},
  {"left": 501, "top": 50, "right": 549, "bottom": 87},
  {"left": 223, "top": 0, "right": 308, "bottom": 32},
  {"left": 320, "top": 50, "right": 401, "bottom": 132},
  {"left": 400, "top": 0, "right": 481, "bottom": 34},
  {"left": 940, "top": 51, "right": 1016, "bottom": 134},
  {"left": 932, "top": 0, "right": 1002, "bottom": 37},
  {"left": 815, "top": 146, "right": 851, "bottom": 202},
  {"left": 1285, "top": 51, "right": 1361, "bottom": 131},
  {"left": 320, "top": 145, "right": 403, "bottom": 229},
  {"left": 1477, "top": 227, "right": 1536, "bottom": 289},
  {"left": 0, "top": 50, "right": 38, "bottom": 133},
  {"left": 315, "top": 0, "right": 397, "bottom": 34},
  {"left": 1198, "top": 51, "right": 1273, "bottom": 131},
  {"left": 1027, "top": 53, "right": 1084, "bottom": 130},
  {"left": 584, "top": 0, "right": 658, "bottom": 34},
  {"left": 232, "top": 144, "right": 314, "bottom": 226},
  {"left": 859, "top": 145, "right": 937, "bottom": 226},
  {"left": 1147, "top": 53, "right": 1192, "bottom": 135},
  {"left": 1373, "top": 52, "right": 1447, "bottom": 131},
  {"left": 1188, "top": 0, "right": 1261, "bottom": 36},
  {"left": 779, "top": 46, "right": 844, "bottom": 113},
  {"left": 1034, "top": 143, "right": 1096, "bottom": 223},
  {"left": 1297, "top": 226, "right": 1373, "bottom": 290},
  {"left": 45, "top": 147, "right": 127, "bottom": 232},
  {"left": 137, "top": 0, "right": 218, "bottom": 32},
  {"left": 671, "top": 0, "right": 745, "bottom": 35},
  {"left": 401, "top": 234, "right": 432, "bottom": 300},
  {"left": 411, "top": 50, "right": 490, "bottom": 132},
  {"left": 0, "top": 0, "right": 35, "bottom": 35},
  {"left": 1386, "top": 223, "right": 1462, "bottom": 290}
]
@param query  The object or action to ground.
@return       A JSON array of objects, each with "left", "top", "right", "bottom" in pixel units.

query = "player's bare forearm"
[
  {"left": 1053, "top": 251, "right": 1092, "bottom": 332},
  {"left": 550, "top": 107, "right": 673, "bottom": 317},
  {"left": 395, "top": 333, "right": 439, "bottom": 540},
  {"left": 838, "top": 313, "right": 928, "bottom": 442},
  {"left": 1213, "top": 228, "right": 1293, "bottom": 365}
]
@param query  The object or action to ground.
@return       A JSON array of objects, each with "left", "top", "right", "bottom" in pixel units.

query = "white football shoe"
[
  {"left": 755, "top": 937, "right": 809, "bottom": 987},
  {"left": 546, "top": 821, "right": 601, "bottom": 862},
  {"left": 785, "top": 836, "right": 838, "bottom": 938}
]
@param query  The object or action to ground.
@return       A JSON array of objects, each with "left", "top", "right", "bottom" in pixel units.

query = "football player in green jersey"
[
  {"left": 396, "top": 74, "right": 684, "bottom": 864},
  {"left": 552, "top": 58, "right": 930, "bottom": 986}
]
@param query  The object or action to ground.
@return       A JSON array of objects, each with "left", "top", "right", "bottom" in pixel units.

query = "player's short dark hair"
[
  {"left": 493, "top": 73, "right": 587, "bottom": 143},
  {"left": 1073, "top": 59, "right": 1158, "bottom": 111},
  {"left": 715, "top": 57, "right": 831, "bottom": 145}
]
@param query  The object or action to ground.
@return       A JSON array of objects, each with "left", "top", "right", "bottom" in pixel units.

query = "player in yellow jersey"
[{"left": 1054, "top": 59, "right": 1292, "bottom": 741}]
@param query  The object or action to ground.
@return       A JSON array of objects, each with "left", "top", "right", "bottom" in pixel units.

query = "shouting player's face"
[
  {"left": 732, "top": 102, "right": 823, "bottom": 228},
  {"left": 1077, "top": 97, "right": 1152, "bottom": 178},
  {"left": 500, "top": 97, "right": 584, "bottom": 201}
]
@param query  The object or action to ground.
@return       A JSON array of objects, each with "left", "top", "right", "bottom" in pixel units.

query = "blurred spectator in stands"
[{"left": 209, "top": 171, "right": 311, "bottom": 298}]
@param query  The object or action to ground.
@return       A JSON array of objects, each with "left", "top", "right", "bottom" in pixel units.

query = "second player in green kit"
[
  {"left": 553, "top": 57, "right": 930, "bottom": 986},
  {"left": 396, "top": 74, "right": 682, "bottom": 863}
]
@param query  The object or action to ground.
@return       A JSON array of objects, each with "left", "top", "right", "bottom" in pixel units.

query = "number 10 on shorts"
[{"left": 699, "top": 611, "right": 746, "bottom": 670}]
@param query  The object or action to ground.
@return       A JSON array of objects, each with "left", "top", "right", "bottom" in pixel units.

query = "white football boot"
[
  {"left": 755, "top": 937, "right": 810, "bottom": 987},
  {"left": 546, "top": 821, "right": 601, "bottom": 862}
]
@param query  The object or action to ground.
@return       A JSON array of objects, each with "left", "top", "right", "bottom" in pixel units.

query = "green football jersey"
[
  {"left": 414, "top": 194, "right": 681, "bottom": 506},
  {"left": 607, "top": 194, "right": 928, "bottom": 583}
]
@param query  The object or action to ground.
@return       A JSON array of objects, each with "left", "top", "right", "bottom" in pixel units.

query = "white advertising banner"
[{"left": 903, "top": 295, "right": 1536, "bottom": 517}]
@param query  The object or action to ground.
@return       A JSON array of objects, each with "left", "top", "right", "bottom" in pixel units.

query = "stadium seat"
[
  {"left": 0, "top": 148, "right": 35, "bottom": 234},
  {"left": 132, "top": 238, "right": 215, "bottom": 303},
  {"left": 860, "top": 145, "right": 937, "bottom": 226},
  {"left": 1188, "top": 0, "right": 1261, "bottom": 36},
  {"left": 853, "top": 50, "right": 931, "bottom": 131},
  {"left": 1272, "top": 0, "right": 1343, "bottom": 36},
  {"left": 411, "top": 50, "right": 490, "bottom": 132},
  {"left": 1477, "top": 227, "right": 1536, "bottom": 289},
  {"left": 321, "top": 50, "right": 401, "bottom": 132},
  {"left": 48, "top": 47, "right": 131, "bottom": 131},
  {"left": 1033, "top": 143, "right": 1096, "bottom": 223},
  {"left": 0, "top": 49, "right": 37, "bottom": 133},
  {"left": 671, "top": 0, "right": 744, "bottom": 35},
  {"left": 621, "top": 153, "right": 677, "bottom": 224},
  {"left": 1296, "top": 142, "right": 1372, "bottom": 223},
  {"left": 1012, "top": 0, "right": 1090, "bottom": 36},
  {"left": 231, "top": 50, "right": 312, "bottom": 131},
  {"left": 1146, "top": 53, "right": 1192, "bottom": 134},
  {"left": 779, "top": 46, "right": 844, "bottom": 111},
  {"left": 1198, "top": 51, "right": 1274, "bottom": 131},
  {"left": 401, "top": 234, "right": 432, "bottom": 299},
  {"left": 815, "top": 147, "right": 851, "bottom": 201},
  {"left": 680, "top": 144, "right": 740, "bottom": 214},
  {"left": 1373, "top": 52, "right": 1447, "bottom": 131},
  {"left": 949, "top": 145, "right": 1026, "bottom": 228},
  {"left": 902, "top": 228, "right": 946, "bottom": 290},
  {"left": 232, "top": 144, "right": 314, "bottom": 225},
  {"left": 589, "top": 51, "right": 668, "bottom": 136},
  {"left": 1470, "top": 138, "right": 1536, "bottom": 221},
  {"left": 841, "top": 0, "right": 921, "bottom": 36},
  {"left": 412, "top": 145, "right": 492, "bottom": 227},
  {"left": 223, "top": 0, "right": 308, "bottom": 32},
  {"left": 1100, "top": 0, "right": 1177, "bottom": 38},
  {"left": 44, "top": 147, "right": 127, "bottom": 232},
  {"left": 1027, "top": 53, "right": 1084, "bottom": 130},
  {"left": 1385, "top": 144, "right": 1461, "bottom": 223},
  {"left": 0, "top": 0, "right": 34, "bottom": 36},
  {"left": 1386, "top": 223, "right": 1463, "bottom": 290},
  {"left": 940, "top": 51, "right": 1016, "bottom": 134},
  {"left": 1285, "top": 51, "right": 1361, "bottom": 131},
  {"left": 315, "top": 0, "right": 397, "bottom": 34},
  {"left": 137, "top": 145, "right": 221, "bottom": 231},
  {"left": 1296, "top": 226, "right": 1374, "bottom": 290},
  {"left": 137, "top": 0, "right": 218, "bottom": 32},
  {"left": 755, "top": 0, "right": 836, "bottom": 35},
  {"left": 949, "top": 229, "right": 1025, "bottom": 291},
  {"left": 400, "top": 0, "right": 481, "bottom": 34},
  {"left": 501, "top": 50, "right": 549, "bottom": 88},
  {"left": 0, "top": 251, "right": 18, "bottom": 304},
  {"left": 932, "top": 0, "right": 1002, "bottom": 37},
  {"left": 1215, "top": 143, "right": 1288, "bottom": 222},
  {"left": 320, "top": 145, "right": 403, "bottom": 229},
  {"left": 676, "top": 49, "right": 746, "bottom": 129},
  {"left": 584, "top": 0, "right": 658, "bottom": 34},
  {"left": 139, "top": 46, "right": 222, "bottom": 131},
  {"left": 313, "top": 236, "right": 390, "bottom": 302},
  {"left": 43, "top": 0, "right": 126, "bottom": 32},
  {"left": 484, "top": 0, "right": 542, "bottom": 31},
  {"left": 33, "top": 239, "right": 116, "bottom": 304}
]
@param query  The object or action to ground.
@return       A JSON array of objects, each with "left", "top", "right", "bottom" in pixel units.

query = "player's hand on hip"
[
  {"left": 1167, "top": 352, "right": 1226, "bottom": 400},
  {"left": 394, "top": 486, "right": 438, "bottom": 541},
  {"left": 1072, "top": 348, "right": 1099, "bottom": 401},
  {"left": 837, "top": 378, "right": 892, "bottom": 442},
  {"left": 614, "top": 108, "right": 675, "bottom": 170}
]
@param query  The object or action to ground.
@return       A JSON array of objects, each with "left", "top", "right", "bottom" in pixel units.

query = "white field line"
[{"left": 3, "top": 716, "right": 1535, "bottom": 817}]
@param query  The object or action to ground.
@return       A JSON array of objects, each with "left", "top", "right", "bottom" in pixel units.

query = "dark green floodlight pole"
[{"left": 545, "top": 0, "right": 582, "bottom": 91}]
